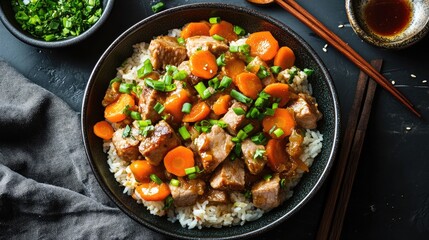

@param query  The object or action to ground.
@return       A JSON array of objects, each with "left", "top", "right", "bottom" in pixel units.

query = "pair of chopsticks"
[
  {"left": 317, "top": 59, "right": 382, "bottom": 240},
  {"left": 274, "top": 0, "right": 421, "bottom": 118}
]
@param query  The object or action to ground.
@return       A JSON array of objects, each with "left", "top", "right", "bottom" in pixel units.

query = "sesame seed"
[
  {"left": 338, "top": 24, "right": 344, "bottom": 28},
  {"left": 411, "top": 74, "right": 417, "bottom": 78},
  {"left": 406, "top": 127, "right": 411, "bottom": 131},
  {"left": 324, "top": 44, "right": 328, "bottom": 48},
  {"left": 422, "top": 80, "right": 427, "bottom": 83},
  {"left": 391, "top": 80, "right": 396, "bottom": 85},
  {"left": 322, "top": 48, "right": 327, "bottom": 52}
]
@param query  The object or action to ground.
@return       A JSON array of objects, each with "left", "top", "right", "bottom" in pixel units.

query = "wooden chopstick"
[
  {"left": 274, "top": 0, "right": 421, "bottom": 118},
  {"left": 316, "top": 59, "right": 382, "bottom": 240}
]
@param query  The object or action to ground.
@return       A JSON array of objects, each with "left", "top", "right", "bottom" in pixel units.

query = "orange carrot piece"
[
  {"left": 181, "top": 21, "right": 210, "bottom": 39},
  {"left": 273, "top": 46, "right": 296, "bottom": 70},
  {"left": 93, "top": 120, "right": 114, "bottom": 140},
  {"left": 163, "top": 146, "right": 195, "bottom": 177},
  {"left": 235, "top": 72, "right": 263, "bottom": 99},
  {"left": 104, "top": 94, "right": 135, "bottom": 123},
  {"left": 266, "top": 139, "right": 289, "bottom": 172},
  {"left": 190, "top": 50, "right": 218, "bottom": 79},
  {"left": 212, "top": 95, "right": 232, "bottom": 115},
  {"left": 246, "top": 31, "right": 279, "bottom": 61},
  {"left": 182, "top": 101, "right": 211, "bottom": 122},
  {"left": 262, "top": 108, "right": 296, "bottom": 139},
  {"left": 209, "top": 20, "right": 238, "bottom": 42},
  {"left": 263, "top": 83, "right": 290, "bottom": 107},
  {"left": 164, "top": 89, "right": 191, "bottom": 122},
  {"left": 130, "top": 160, "right": 160, "bottom": 182},
  {"left": 224, "top": 58, "right": 246, "bottom": 83},
  {"left": 135, "top": 182, "right": 171, "bottom": 201}
]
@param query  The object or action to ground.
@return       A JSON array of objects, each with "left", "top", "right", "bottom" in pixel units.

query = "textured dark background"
[{"left": 1, "top": 0, "right": 428, "bottom": 239}]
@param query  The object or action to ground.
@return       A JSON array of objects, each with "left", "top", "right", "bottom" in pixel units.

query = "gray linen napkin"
[{"left": 0, "top": 61, "right": 166, "bottom": 239}]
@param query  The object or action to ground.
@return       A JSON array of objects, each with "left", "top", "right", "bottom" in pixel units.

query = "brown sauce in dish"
[{"left": 364, "top": 0, "right": 412, "bottom": 36}]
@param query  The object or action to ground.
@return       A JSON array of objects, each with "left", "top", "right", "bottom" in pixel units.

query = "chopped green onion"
[
  {"left": 209, "top": 17, "right": 221, "bottom": 24},
  {"left": 163, "top": 195, "right": 174, "bottom": 210},
  {"left": 270, "top": 66, "right": 282, "bottom": 74},
  {"left": 212, "top": 34, "right": 225, "bottom": 41},
  {"left": 151, "top": 2, "right": 165, "bottom": 13},
  {"left": 237, "top": 130, "right": 248, "bottom": 141},
  {"left": 209, "top": 119, "right": 227, "bottom": 128},
  {"left": 288, "top": 68, "right": 298, "bottom": 84},
  {"left": 247, "top": 107, "right": 261, "bottom": 119},
  {"left": 257, "top": 65, "right": 270, "bottom": 79},
  {"left": 194, "top": 120, "right": 212, "bottom": 133},
  {"left": 178, "top": 126, "right": 191, "bottom": 140},
  {"left": 233, "top": 25, "right": 246, "bottom": 36},
  {"left": 273, "top": 128, "right": 285, "bottom": 138},
  {"left": 173, "top": 70, "right": 188, "bottom": 80},
  {"left": 233, "top": 107, "right": 246, "bottom": 115},
  {"left": 280, "top": 178, "right": 286, "bottom": 188},
  {"left": 185, "top": 166, "right": 199, "bottom": 175},
  {"left": 238, "top": 44, "right": 250, "bottom": 54},
  {"left": 150, "top": 174, "right": 163, "bottom": 184},
  {"left": 269, "top": 125, "right": 277, "bottom": 134},
  {"left": 130, "top": 111, "right": 142, "bottom": 120},
  {"left": 166, "top": 65, "right": 177, "bottom": 74},
  {"left": 181, "top": 102, "right": 192, "bottom": 113},
  {"left": 263, "top": 174, "right": 272, "bottom": 181},
  {"left": 243, "top": 123, "right": 254, "bottom": 133},
  {"left": 170, "top": 178, "right": 180, "bottom": 186},
  {"left": 234, "top": 142, "right": 242, "bottom": 156},
  {"left": 137, "top": 59, "right": 153, "bottom": 78},
  {"left": 231, "top": 137, "right": 240, "bottom": 143},
  {"left": 188, "top": 173, "right": 197, "bottom": 180},
  {"left": 230, "top": 89, "right": 253, "bottom": 104},
  {"left": 304, "top": 68, "right": 314, "bottom": 76},
  {"left": 140, "top": 125, "right": 154, "bottom": 137},
  {"left": 145, "top": 79, "right": 176, "bottom": 92},
  {"left": 132, "top": 85, "right": 143, "bottom": 97},
  {"left": 119, "top": 83, "right": 134, "bottom": 94},
  {"left": 194, "top": 82, "right": 212, "bottom": 100},
  {"left": 254, "top": 149, "right": 266, "bottom": 160},
  {"left": 216, "top": 53, "right": 226, "bottom": 66},
  {"left": 229, "top": 45, "right": 239, "bottom": 53},
  {"left": 272, "top": 102, "right": 279, "bottom": 110},
  {"left": 264, "top": 108, "right": 275, "bottom": 116},
  {"left": 219, "top": 76, "right": 232, "bottom": 90},
  {"left": 177, "top": 37, "right": 185, "bottom": 45},
  {"left": 208, "top": 77, "right": 220, "bottom": 89},
  {"left": 153, "top": 102, "right": 165, "bottom": 114},
  {"left": 122, "top": 125, "right": 131, "bottom": 138},
  {"left": 251, "top": 133, "right": 268, "bottom": 145},
  {"left": 109, "top": 77, "right": 121, "bottom": 86}
]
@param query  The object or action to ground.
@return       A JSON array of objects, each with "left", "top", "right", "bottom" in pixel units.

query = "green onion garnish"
[
  {"left": 280, "top": 178, "right": 286, "bottom": 188},
  {"left": 178, "top": 126, "right": 191, "bottom": 140},
  {"left": 263, "top": 174, "right": 272, "bottom": 181},
  {"left": 119, "top": 83, "right": 134, "bottom": 94},
  {"left": 229, "top": 45, "right": 239, "bottom": 53},
  {"left": 216, "top": 53, "right": 226, "bottom": 66},
  {"left": 140, "top": 125, "right": 154, "bottom": 137},
  {"left": 188, "top": 173, "right": 197, "bottom": 180},
  {"left": 270, "top": 66, "right": 282, "bottom": 74},
  {"left": 272, "top": 102, "right": 279, "bottom": 110},
  {"left": 151, "top": 2, "right": 165, "bottom": 13},
  {"left": 257, "top": 65, "right": 270, "bottom": 79},
  {"left": 137, "top": 120, "right": 152, "bottom": 127},
  {"left": 163, "top": 195, "right": 174, "bottom": 210},
  {"left": 234, "top": 142, "right": 242, "bottom": 156},
  {"left": 273, "top": 128, "right": 285, "bottom": 138},
  {"left": 237, "top": 130, "right": 248, "bottom": 141},
  {"left": 233, "top": 25, "right": 246, "bottom": 36},
  {"left": 122, "top": 125, "right": 131, "bottom": 138},
  {"left": 130, "top": 111, "right": 142, "bottom": 120},
  {"left": 264, "top": 108, "right": 275, "bottom": 116},
  {"left": 109, "top": 77, "right": 121, "bottom": 86},
  {"left": 304, "top": 68, "right": 314, "bottom": 76},
  {"left": 212, "top": 34, "right": 225, "bottom": 41},
  {"left": 243, "top": 123, "right": 254, "bottom": 133},
  {"left": 233, "top": 107, "right": 246, "bottom": 115},
  {"left": 194, "top": 82, "right": 212, "bottom": 100},
  {"left": 209, "top": 17, "right": 221, "bottom": 24},
  {"left": 254, "top": 149, "right": 266, "bottom": 160},
  {"left": 150, "top": 174, "right": 163, "bottom": 184},
  {"left": 177, "top": 37, "right": 185, "bottom": 45},
  {"left": 238, "top": 44, "right": 250, "bottom": 54},
  {"left": 185, "top": 166, "right": 199, "bottom": 175},
  {"left": 219, "top": 76, "right": 232, "bottom": 90},
  {"left": 251, "top": 133, "right": 268, "bottom": 145},
  {"left": 208, "top": 77, "right": 220, "bottom": 89},
  {"left": 230, "top": 89, "right": 253, "bottom": 104},
  {"left": 173, "top": 70, "right": 188, "bottom": 80},
  {"left": 181, "top": 102, "right": 192, "bottom": 113},
  {"left": 170, "top": 178, "right": 180, "bottom": 187},
  {"left": 153, "top": 102, "right": 165, "bottom": 114},
  {"left": 137, "top": 59, "right": 153, "bottom": 78},
  {"left": 246, "top": 107, "right": 261, "bottom": 119}
]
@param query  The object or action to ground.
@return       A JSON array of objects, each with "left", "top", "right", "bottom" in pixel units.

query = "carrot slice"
[
  {"left": 130, "top": 160, "right": 160, "bottom": 182},
  {"left": 209, "top": 20, "right": 238, "bottom": 42},
  {"left": 93, "top": 120, "right": 114, "bottom": 140},
  {"left": 212, "top": 95, "right": 232, "bottom": 115},
  {"left": 262, "top": 108, "right": 296, "bottom": 139},
  {"left": 164, "top": 146, "right": 195, "bottom": 177},
  {"left": 190, "top": 50, "right": 218, "bottom": 79},
  {"left": 224, "top": 58, "right": 246, "bottom": 83},
  {"left": 135, "top": 182, "right": 171, "bottom": 201},
  {"left": 164, "top": 89, "right": 190, "bottom": 122},
  {"left": 104, "top": 94, "right": 135, "bottom": 123},
  {"left": 181, "top": 21, "right": 210, "bottom": 39},
  {"left": 266, "top": 139, "right": 289, "bottom": 172},
  {"left": 273, "top": 46, "right": 295, "bottom": 70},
  {"left": 235, "top": 72, "right": 263, "bottom": 99},
  {"left": 263, "top": 83, "right": 290, "bottom": 107},
  {"left": 182, "top": 101, "right": 211, "bottom": 122},
  {"left": 246, "top": 31, "right": 279, "bottom": 61}
]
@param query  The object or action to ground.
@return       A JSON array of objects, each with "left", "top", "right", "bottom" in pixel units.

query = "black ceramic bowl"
[
  {"left": 0, "top": 0, "right": 115, "bottom": 48},
  {"left": 82, "top": 3, "right": 340, "bottom": 239}
]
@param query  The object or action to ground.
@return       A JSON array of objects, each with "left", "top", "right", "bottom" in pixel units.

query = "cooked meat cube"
[
  {"left": 251, "top": 174, "right": 287, "bottom": 211},
  {"left": 210, "top": 158, "right": 245, "bottom": 191},
  {"left": 221, "top": 102, "right": 248, "bottom": 135},
  {"left": 112, "top": 128, "right": 140, "bottom": 161},
  {"left": 177, "top": 61, "right": 203, "bottom": 85},
  {"left": 205, "top": 189, "right": 229, "bottom": 204},
  {"left": 194, "top": 125, "right": 235, "bottom": 172},
  {"left": 169, "top": 178, "right": 206, "bottom": 207},
  {"left": 186, "top": 36, "right": 229, "bottom": 57},
  {"left": 138, "top": 84, "right": 163, "bottom": 122},
  {"left": 102, "top": 81, "right": 120, "bottom": 107},
  {"left": 149, "top": 36, "right": 187, "bottom": 70},
  {"left": 247, "top": 56, "right": 275, "bottom": 86},
  {"left": 241, "top": 139, "right": 267, "bottom": 175},
  {"left": 288, "top": 93, "right": 322, "bottom": 129},
  {"left": 138, "top": 120, "right": 181, "bottom": 165}
]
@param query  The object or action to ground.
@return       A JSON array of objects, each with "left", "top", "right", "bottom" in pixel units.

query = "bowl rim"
[
  {"left": 345, "top": 0, "right": 429, "bottom": 49},
  {"left": 0, "top": 0, "right": 115, "bottom": 48},
  {"left": 81, "top": 3, "right": 341, "bottom": 239}
]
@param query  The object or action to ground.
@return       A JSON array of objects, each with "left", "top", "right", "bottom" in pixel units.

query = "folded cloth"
[{"left": 0, "top": 61, "right": 166, "bottom": 239}]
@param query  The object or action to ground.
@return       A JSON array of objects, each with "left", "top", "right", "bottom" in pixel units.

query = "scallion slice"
[
  {"left": 130, "top": 111, "right": 142, "bottom": 120},
  {"left": 185, "top": 166, "right": 199, "bottom": 175},
  {"left": 177, "top": 37, "right": 185, "bottom": 45},
  {"left": 251, "top": 133, "right": 267, "bottom": 145},
  {"left": 219, "top": 76, "right": 232, "bottom": 90},
  {"left": 270, "top": 66, "right": 282, "bottom": 74},
  {"left": 233, "top": 25, "right": 246, "bottom": 36},
  {"left": 257, "top": 65, "right": 270, "bottom": 79},
  {"left": 153, "top": 102, "right": 165, "bottom": 114},
  {"left": 194, "top": 82, "right": 212, "bottom": 100},
  {"left": 209, "top": 17, "right": 221, "bottom": 24},
  {"left": 170, "top": 178, "right": 180, "bottom": 187},
  {"left": 230, "top": 89, "right": 252, "bottom": 104},
  {"left": 263, "top": 174, "right": 272, "bottom": 181},
  {"left": 237, "top": 130, "right": 248, "bottom": 141},
  {"left": 304, "top": 68, "right": 314, "bottom": 76},
  {"left": 178, "top": 126, "right": 191, "bottom": 140},
  {"left": 163, "top": 195, "right": 174, "bottom": 210},
  {"left": 137, "top": 59, "right": 153, "bottom": 78},
  {"left": 273, "top": 128, "right": 285, "bottom": 138},
  {"left": 150, "top": 174, "right": 163, "bottom": 184},
  {"left": 264, "top": 108, "right": 275, "bottom": 116},
  {"left": 181, "top": 102, "right": 192, "bottom": 114},
  {"left": 151, "top": 2, "right": 165, "bottom": 13},
  {"left": 243, "top": 123, "right": 254, "bottom": 133},
  {"left": 212, "top": 34, "right": 225, "bottom": 41},
  {"left": 119, "top": 83, "right": 134, "bottom": 94},
  {"left": 173, "top": 70, "right": 188, "bottom": 80},
  {"left": 233, "top": 107, "right": 246, "bottom": 115},
  {"left": 253, "top": 149, "right": 266, "bottom": 160},
  {"left": 216, "top": 53, "right": 226, "bottom": 66},
  {"left": 122, "top": 125, "right": 131, "bottom": 138}
]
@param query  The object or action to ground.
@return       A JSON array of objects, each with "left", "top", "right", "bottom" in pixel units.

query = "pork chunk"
[
  {"left": 177, "top": 61, "right": 202, "bottom": 86},
  {"left": 205, "top": 189, "right": 229, "bottom": 204},
  {"left": 138, "top": 120, "right": 181, "bottom": 165},
  {"left": 112, "top": 128, "right": 140, "bottom": 161},
  {"left": 288, "top": 93, "right": 322, "bottom": 129},
  {"left": 169, "top": 178, "right": 206, "bottom": 207},
  {"left": 221, "top": 102, "right": 248, "bottom": 135},
  {"left": 241, "top": 139, "right": 267, "bottom": 175},
  {"left": 194, "top": 125, "right": 234, "bottom": 172},
  {"left": 247, "top": 56, "right": 275, "bottom": 86},
  {"left": 149, "top": 36, "right": 187, "bottom": 70},
  {"left": 186, "top": 36, "right": 229, "bottom": 57},
  {"left": 210, "top": 158, "right": 245, "bottom": 191},
  {"left": 138, "top": 84, "right": 164, "bottom": 122},
  {"left": 251, "top": 174, "right": 287, "bottom": 211}
]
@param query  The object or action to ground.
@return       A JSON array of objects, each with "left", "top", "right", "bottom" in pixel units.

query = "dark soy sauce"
[{"left": 364, "top": 0, "right": 412, "bottom": 36}]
